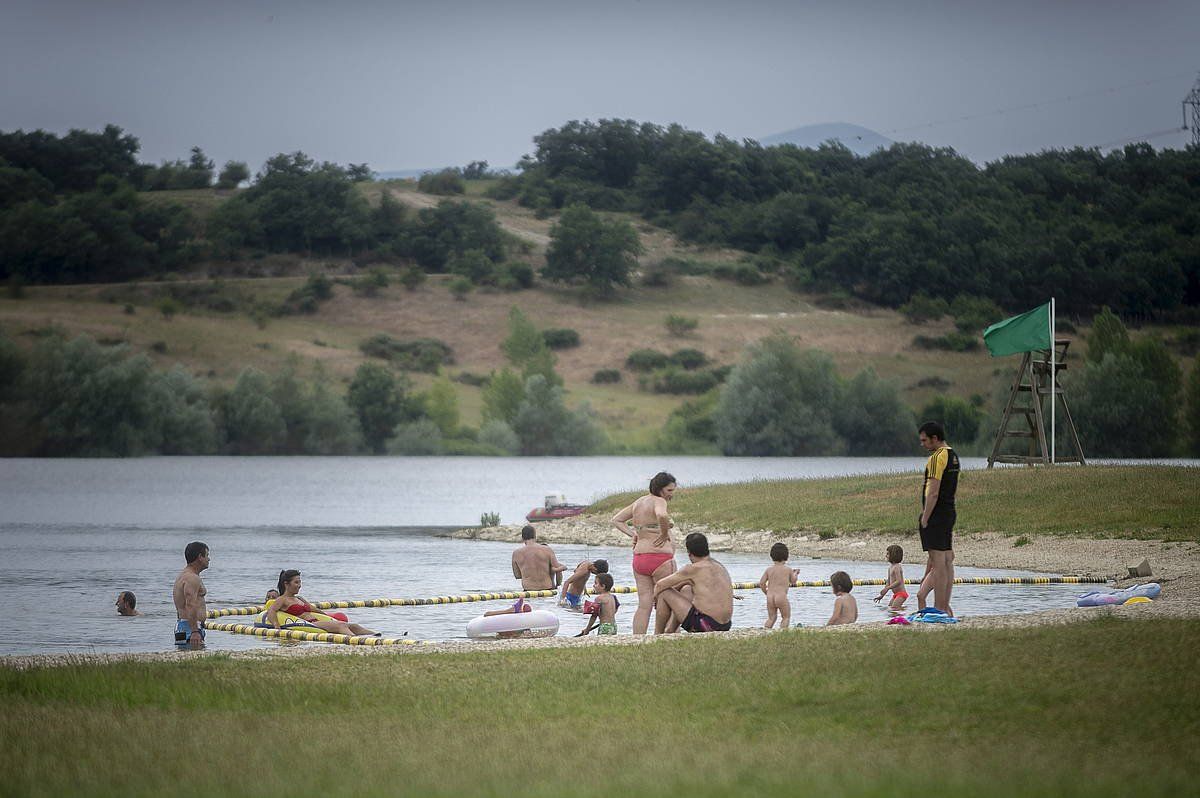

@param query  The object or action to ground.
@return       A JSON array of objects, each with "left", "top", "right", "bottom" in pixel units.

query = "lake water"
[{"left": 2, "top": 456, "right": 1187, "bottom": 655}]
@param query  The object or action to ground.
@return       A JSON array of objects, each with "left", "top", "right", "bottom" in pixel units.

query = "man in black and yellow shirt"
[{"left": 917, "top": 421, "right": 959, "bottom": 615}]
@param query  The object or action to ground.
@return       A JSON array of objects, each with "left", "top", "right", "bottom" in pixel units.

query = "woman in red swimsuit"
[
  {"left": 267, "top": 569, "right": 378, "bottom": 637},
  {"left": 611, "top": 472, "right": 679, "bottom": 635}
]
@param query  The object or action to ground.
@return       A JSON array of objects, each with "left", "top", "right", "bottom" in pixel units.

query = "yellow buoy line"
[
  {"left": 204, "top": 621, "right": 422, "bottom": 646},
  {"left": 207, "top": 576, "right": 1106, "bottom": 620}
]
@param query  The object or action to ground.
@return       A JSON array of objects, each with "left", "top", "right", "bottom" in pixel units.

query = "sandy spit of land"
[{"left": 4, "top": 517, "right": 1197, "bottom": 671}]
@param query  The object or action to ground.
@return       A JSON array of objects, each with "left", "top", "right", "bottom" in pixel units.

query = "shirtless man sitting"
[
  {"left": 173, "top": 541, "right": 209, "bottom": 648},
  {"left": 512, "top": 525, "right": 567, "bottom": 591},
  {"left": 652, "top": 532, "right": 734, "bottom": 634},
  {"left": 559, "top": 559, "right": 609, "bottom": 610}
]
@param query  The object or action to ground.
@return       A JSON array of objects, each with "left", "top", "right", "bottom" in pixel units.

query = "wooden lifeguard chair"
[{"left": 986, "top": 338, "right": 1086, "bottom": 467}]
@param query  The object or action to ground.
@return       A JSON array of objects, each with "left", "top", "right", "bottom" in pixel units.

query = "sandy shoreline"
[{"left": 4, "top": 516, "right": 1197, "bottom": 671}]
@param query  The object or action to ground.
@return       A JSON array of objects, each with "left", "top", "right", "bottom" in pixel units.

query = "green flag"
[{"left": 983, "top": 302, "right": 1051, "bottom": 357}]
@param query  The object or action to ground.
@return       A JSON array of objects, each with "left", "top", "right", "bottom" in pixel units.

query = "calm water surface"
[{"left": 2, "top": 456, "right": 1184, "bottom": 655}]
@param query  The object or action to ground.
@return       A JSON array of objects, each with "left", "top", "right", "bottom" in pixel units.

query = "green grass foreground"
[
  {"left": 2, "top": 618, "right": 1197, "bottom": 796},
  {"left": 590, "top": 465, "right": 1200, "bottom": 542}
]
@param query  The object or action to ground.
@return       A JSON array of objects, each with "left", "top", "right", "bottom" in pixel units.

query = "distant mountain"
[
  {"left": 757, "top": 123, "right": 892, "bottom": 157},
  {"left": 374, "top": 168, "right": 445, "bottom": 180}
]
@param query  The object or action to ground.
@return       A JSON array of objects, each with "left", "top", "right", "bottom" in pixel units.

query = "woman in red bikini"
[
  {"left": 267, "top": 569, "right": 378, "bottom": 637},
  {"left": 611, "top": 472, "right": 679, "bottom": 635}
]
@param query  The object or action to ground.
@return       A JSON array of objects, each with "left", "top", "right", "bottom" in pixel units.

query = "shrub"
[
  {"left": 480, "top": 511, "right": 501, "bottom": 527},
  {"left": 448, "top": 276, "right": 473, "bottom": 300},
  {"left": 418, "top": 169, "right": 465, "bottom": 196},
  {"left": 453, "top": 371, "right": 490, "bottom": 387},
  {"left": 913, "top": 333, "right": 980, "bottom": 352},
  {"left": 665, "top": 314, "right": 699, "bottom": 336},
  {"left": 359, "top": 334, "right": 454, "bottom": 373},
  {"left": 498, "top": 261, "right": 534, "bottom": 290},
  {"left": 645, "top": 367, "right": 720, "bottom": 395},
  {"left": 399, "top": 267, "right": 426, "bottom": 291},
  {"left": 157, "top": 297, "right": 181, "bottom": 320},
  {"left": 542, "top": 328, "right": 580, "bottom": 349},
  {"left": 388, "top": 418, "right": 444, "bottom": 455},
  {"left": 899, "top": 294, "right": 950, "bottom": 324},
  {"left": 279, "top": 274, "right": 334, "bottom": 315},
  {"left": 448, "top": 249, "right": 496, "bottom": 284},
  {"left": 641, "top": 263, "right": 673, "bottom": 287},
  {"left": 669, "top": 348, "right": 708, "bottom": 370},
  {"left": 150, "top": 341, "right": 168, "bottom": 353},
  {"left": 951, "top": 295, "right": 1005, "bottom": 333},
  {"left": 713, "top": 262, "right": 769, "bottom": 286},
  {"left": 591, "top": 369, "right": 621, "bottom": 384},
  {"left": 625, "top": 349, "right": 670, "bottom": 372}
]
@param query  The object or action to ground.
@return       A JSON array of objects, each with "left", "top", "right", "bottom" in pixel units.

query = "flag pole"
[{"left": 1049, "top": 297, "right": 1056, "bottom": 464}]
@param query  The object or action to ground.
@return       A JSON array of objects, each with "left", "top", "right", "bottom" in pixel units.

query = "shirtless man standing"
[
  {"left": 173, "top": 541, "right": 209, "bottom": 648},
  {"left": 652, "top": 533, "right": 734, "bottom": 634},
  {"left": 559, "top": 559, "right": 609, "bottom": 610},
  {"left": 512, "top": 525, "right": 566, "bottom": 591}
]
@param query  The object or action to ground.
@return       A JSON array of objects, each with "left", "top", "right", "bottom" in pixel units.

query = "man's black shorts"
[{"left": 920, "top": 509, "right": 955, "bottom": 552}]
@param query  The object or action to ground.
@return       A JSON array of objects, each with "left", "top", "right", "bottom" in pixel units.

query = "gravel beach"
[{"left": 5, "top": 515, "right": 1196, "bottom": 671}]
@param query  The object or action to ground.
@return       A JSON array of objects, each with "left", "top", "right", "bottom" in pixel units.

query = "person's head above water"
[
  {"left": 265, "top": 588, "right": 280, "bottom": 602},
  {"left": 521, "top": 525, "right": 537, "bottom": 541},
  {"left": 649, "top": 472, "right": 676, "bottom": 498},
  {"left": 278, "top": 569, "right": 301, "bottom": 594},
  {"left": 184, "top": 541, "right": 209, "bottom": 569},
  {"left": 685, "top": 532, "right": 710, "bottom": 559},
  {"left": 115, "top": 591, "right": 138, "bottom": 616}
]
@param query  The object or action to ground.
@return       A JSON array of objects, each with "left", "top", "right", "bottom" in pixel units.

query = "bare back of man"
[
  {"left": 512, "top": 541, "right": 564, "bottom": 590},
  {"left": 653, "top": 536, "right": 733, "bottom": 634}
]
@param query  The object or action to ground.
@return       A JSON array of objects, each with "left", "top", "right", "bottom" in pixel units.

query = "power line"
[{"left": 884, "top": 71, "right": 1194, "bottom": 136}]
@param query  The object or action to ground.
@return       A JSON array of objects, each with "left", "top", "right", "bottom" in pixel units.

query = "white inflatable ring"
[{"left": 466, "top": 609, "right": 560, "bottom": 639}]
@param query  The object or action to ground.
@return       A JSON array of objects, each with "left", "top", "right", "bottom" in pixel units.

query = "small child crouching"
[{"left": 827, "top": 570, "right": 858, "bottom": 626}]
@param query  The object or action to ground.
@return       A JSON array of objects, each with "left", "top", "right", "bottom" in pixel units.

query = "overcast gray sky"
[{"left": 2, "top": 0, "right": 1196, "bottom": 173}]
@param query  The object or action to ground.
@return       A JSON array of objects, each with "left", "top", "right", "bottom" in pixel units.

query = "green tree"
[
  {"left": 449, "top": 248, "right": 495, "bottom": 284},
  {"left": 152, "top": 366, "right": 218, "bottom": 455},
  {"left": 835, "top": 369, "right": 914, "bottom": 454},
  {"left": 482, "top": 367, "right": 525, "bottom": 425},
  {"left": 501, "top": 306, "right": 550, "bottom": 368},
  {"left": 221, "top": 368, "right": 286, "bottom": 454},
  {"left": 478, "top": 418, "right": 520, "bottom": 454},
  {"left": 1186, "top": 355, "right": 1200, "bottom": 456},
  {"left": 0, "top": 332, "right": 26, "bottom": 400},
  {"left": 919, "top": 395, "right": 986, "bottom": 446},
  {"left": 1067, "top": 353, "right": 1178, "bottom": 457},
  {"left": 302, "top": 377, "right": 362, "bottom": 454},
  {"left": 347, "top": 362, "right": 409, "bottom": 454},
  {"left": 542, "top": 203, "right": 642, "bottom": 294},
  {"left": 714, "top": 337, "right": 844, "bottom": 456},
  {"left": 521, "top": 347, "right": 563, "bottom": 388},
  {"left": 389, "top": 418, "right": 444, "bottom": 455},
  {"left": 185, "top": 146, "right": 215, "bottom": 188},
  {"left": 423, "top": 376, "right": 460, "bottom": 437},
  {"left": 216, "top": 161, "right": 250, "bottom": 190},
  {"left": 1086, "top": 307, "right": 1131, "bottom": 363},
  {"left": 511, "top": 375, "right": 603, "bottom": 455}
]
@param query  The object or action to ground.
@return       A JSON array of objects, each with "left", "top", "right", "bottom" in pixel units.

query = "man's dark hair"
[
  {"left": 649, "top": 471, "right": 676, "bottom": 497},
  {"left": 596, "top": 573, "right": 615, "bottom": 591},
  {"left": 685, "top": 532, "right": 709, "bottom": 558},
  {"left": 592, "top": 559, "right": 609, "bottom": 574},
  {"left": 918, "top": 421, "right": 946, "bottom": 441},
  {"left": 770, "top": 542, "right": 788, "bottom": 562},
  {"left": 119, "top": 591, "right": 136, "bottom": 609},
  {"left": 830, "top": 571, "right": 853, "bottom": 593},
  {"left": 184, "top": 541, "right": 208, "bottom": 564},
  {"left": 887, "top": 544, "right": 904, "bottom": 564},
  {"left": 521, "top": 525, "right": 537, "bottom": 541}
]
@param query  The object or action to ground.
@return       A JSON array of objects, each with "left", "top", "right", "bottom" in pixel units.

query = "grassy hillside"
[
  {"left": 2, "top": 183, "right": 1194, "bottom": 451},
  {"left": 589, "top": 466, "right": 1200, "bottom": 541}
]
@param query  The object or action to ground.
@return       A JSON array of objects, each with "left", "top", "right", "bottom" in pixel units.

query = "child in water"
[
  {"left": 827, "top": 571, "right": 858, "bottom": 626},
  {"left": 873, "top": 544, "right": 909, "bottom": 613},
  {"left": 577, "top": 573, "right": 620, "bottom": 636},
  {"left": 759, "top": 542, "right": 796, "bottom": 629}
]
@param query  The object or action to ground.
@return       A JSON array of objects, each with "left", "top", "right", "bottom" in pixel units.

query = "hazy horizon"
[{"left": 1, "top": 0, "right": 1196, "bottom": 173}]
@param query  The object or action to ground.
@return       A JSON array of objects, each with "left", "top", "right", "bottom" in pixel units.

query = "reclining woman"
[
  {"left": 611, "top": 471, "right": 679, "bottom": 635},
  {"left": 268, "top": 569, "right": 378, "bottom": 637}
]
